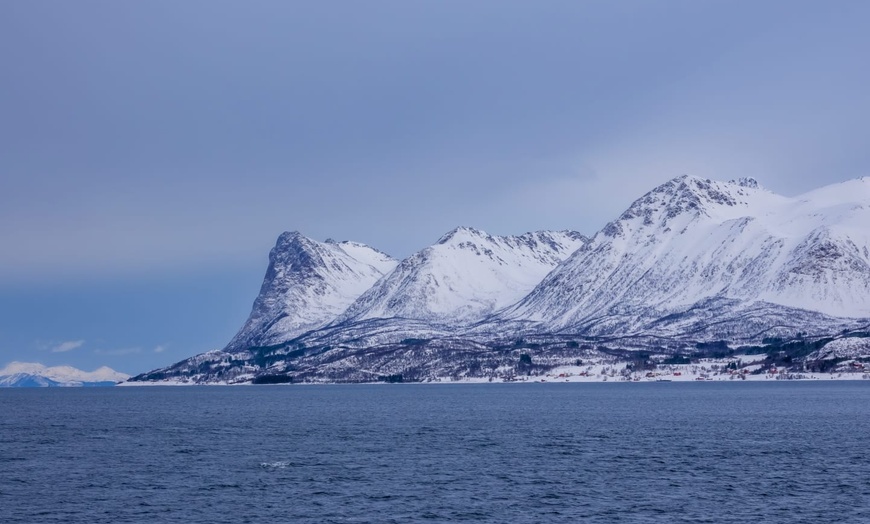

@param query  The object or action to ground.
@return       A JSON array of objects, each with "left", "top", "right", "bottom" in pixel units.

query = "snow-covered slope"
[
  {"left": 334, "top": 227, "right": 587, "bottom": 326},
  {"left": 500, "top": 175, "right": 870, "bottom": 335},
  {"left": 222, "top": 232, "right": 397, "bottom": 352},
  {"left": 805, "top": 337, "right": 870, "bottom": 361},
  {"left": 0, "top": 362, "right": 128, "bottom": 387}
]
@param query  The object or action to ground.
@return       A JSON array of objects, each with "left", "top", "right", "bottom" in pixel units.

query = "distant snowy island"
[
  {"left": 128, "top": 176, "right": 870, "bottom": 385},
  {"left": 0, "top": 362, "right": 129, "bottom": 387}
]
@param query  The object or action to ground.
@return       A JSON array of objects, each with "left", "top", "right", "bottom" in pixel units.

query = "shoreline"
[{"left": 118, "top": 372, "right": 870, "bottom": 386}]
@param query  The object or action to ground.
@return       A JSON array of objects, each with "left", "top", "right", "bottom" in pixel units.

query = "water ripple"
[{"left": 1, "top": 383, "right": 869, "bottom": 523}]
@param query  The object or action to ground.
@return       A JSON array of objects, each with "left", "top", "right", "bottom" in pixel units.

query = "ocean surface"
[{"left": 1, "top": 383, "right": 869, "bottom": 523}]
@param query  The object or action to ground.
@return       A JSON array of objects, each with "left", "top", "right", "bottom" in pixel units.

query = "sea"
[{"left": 1, "top": 382, "right": 868, "bottom": 523}]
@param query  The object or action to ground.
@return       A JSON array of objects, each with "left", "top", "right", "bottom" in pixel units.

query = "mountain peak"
[
  {"left": 274, "top": 230, "right": 315, "bottom": 250},
  {"left": 337, "top": 228, "right": 587, "bottom": 326},
  {"left": 730, "top": 177, "right": 761, "bottom": 189},
  {"left": 277, "top": 230, "right": 305, "bottom": 241},
  {"left": 268, "top": 231, "right": 322, "bottom": 274},
  {"left": 223, "top": 232, "right": 398, "bottom": 353},
  {"left": 661, "top": 175, "right": 740, "bottom": 201},
  {"left": 607, "top": 175, "right": 772, "bottom": 238},
  {"left": 437, "top": 226, "right": 488, "bottom": 244},
  {"left": 507, "top": 175, "right": 870, "bottom": 331}
]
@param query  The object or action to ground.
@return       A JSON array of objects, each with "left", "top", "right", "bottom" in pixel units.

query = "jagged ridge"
[
  {"left": 500, "top": 176, "right": 870, "bottom": 335},
  {"left": 334, "top": 227, "right": 587, "bottom": 326}
]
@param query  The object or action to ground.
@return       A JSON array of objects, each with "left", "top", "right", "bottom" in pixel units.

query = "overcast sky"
[{"left": 2, "top": 1, "right": 869, "bottom": 373}]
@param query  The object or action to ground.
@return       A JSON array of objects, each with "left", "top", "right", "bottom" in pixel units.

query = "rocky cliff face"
[{"left": 222, "top": 232, "right": 397, "bottom": 352}]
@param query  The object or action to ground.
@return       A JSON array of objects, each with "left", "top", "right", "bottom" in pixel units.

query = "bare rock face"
[{"left": 223, "top": 232, "right": 397, "bottom": 353}]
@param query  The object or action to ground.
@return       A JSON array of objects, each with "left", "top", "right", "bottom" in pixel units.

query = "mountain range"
[
  {"left": 500, "top": 175, "right": 870, "bottom": 336},
  {"left": 130, "top": 176, "right": 870, "bottom": 384},
  {"left": 0, "top": 362, "right": 129, "bottom": 387}
]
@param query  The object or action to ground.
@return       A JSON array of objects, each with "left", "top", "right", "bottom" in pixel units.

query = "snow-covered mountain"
[
  {"left": 222, "top": 231, "right": 397, "bottom": 352},
  {"left": 499, "top": 175, "right": 870, "bottom": 337},
  {"left": 334, "top": 227, "right": 587, "bottom": 326},
  {"left": 0, "top": 362, "right": 129, "bottom": 387},
  {"left": 129, "top": 175, "right": 870, "bottom": 384}
]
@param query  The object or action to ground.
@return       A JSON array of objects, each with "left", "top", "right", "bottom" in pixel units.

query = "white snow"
[
  {"left": 806, "top": 337, "right": 870, "bottom": 361},
  {"left": 433, "top": 353, "right": 869, "bottom": 383},
  {"left": 337, "top": 228, "right": 587, "bottom": 325},
  {"left": 334, "top": 241, "right": 396, "bottom": 274},
  {"left": 504, "top": 176, "right": 870, "bottom": 331}
]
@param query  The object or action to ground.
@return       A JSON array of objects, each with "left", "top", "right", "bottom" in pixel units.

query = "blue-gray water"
[{"left": 2, "top": 383, "right": 869, "bottom": 523}]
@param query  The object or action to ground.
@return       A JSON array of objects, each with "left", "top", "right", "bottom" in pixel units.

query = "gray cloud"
[{"left": 1, "top": 1, "right": 868, "bottom": 283}]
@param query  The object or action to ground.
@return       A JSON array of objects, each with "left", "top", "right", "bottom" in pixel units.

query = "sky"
[{"left": 2, "top": 0, "right": 869, "bottom": 374}]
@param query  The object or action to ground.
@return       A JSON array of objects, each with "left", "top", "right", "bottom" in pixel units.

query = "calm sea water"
[{"left": 1, "top": 383, "right": 869, "bottom": 523}]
